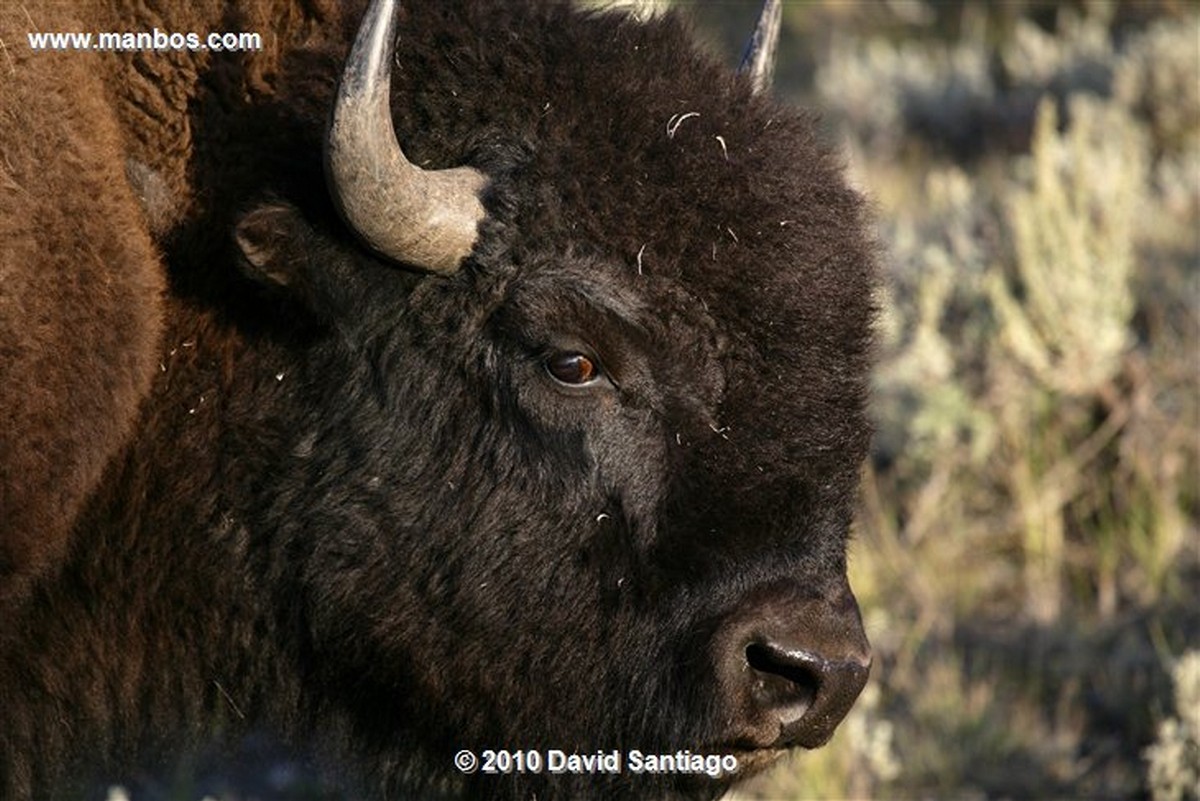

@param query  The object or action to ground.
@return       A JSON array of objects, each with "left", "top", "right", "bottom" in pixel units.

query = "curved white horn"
[{"left": 325, "top": 0, "right": 488, "bottom": 274}]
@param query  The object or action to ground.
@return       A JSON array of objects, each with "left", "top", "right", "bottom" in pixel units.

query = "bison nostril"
[
  {"left": 742, "top": 639, "right": 870, "bottom": 748},
  {"left": 745, "top": 642, "right": 821, "bottom": 728},
  {"left": 714, "top": 582, "right": 871, "bottom": 752}
]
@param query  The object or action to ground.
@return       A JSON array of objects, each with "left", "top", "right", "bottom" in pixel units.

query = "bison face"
[
  {"left": 236, "top": 189, "right": 871, "bottom": 797},
  {"left": 226, "top": 1, "right": 876, "bottom": 797}
]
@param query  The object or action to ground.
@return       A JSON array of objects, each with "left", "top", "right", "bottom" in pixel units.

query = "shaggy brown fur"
[
  {"left": 0, "top": 0, "right": 342, "bottom": 608},
  {"left": 0, "top": 3, "right": 165, "bottom": 608}
]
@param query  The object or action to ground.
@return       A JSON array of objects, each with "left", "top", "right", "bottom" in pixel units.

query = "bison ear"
[
  {"left": 235, "top": 202, "right": 355, "bottom": 324},
  {"left": 234, "top": 202, "right": 396, "bottom": 333},
  {"left": 235, "top": 203, "right": 307, "bottom": 288}
]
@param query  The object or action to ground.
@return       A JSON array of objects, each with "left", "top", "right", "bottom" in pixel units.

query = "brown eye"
[{"left": 545, "top": 352, "right": 600, "bottom": 385}]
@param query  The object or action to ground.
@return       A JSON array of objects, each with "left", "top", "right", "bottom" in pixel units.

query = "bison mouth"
[{"left": 722, "top": 745, "right": 791, "bottom": 777}]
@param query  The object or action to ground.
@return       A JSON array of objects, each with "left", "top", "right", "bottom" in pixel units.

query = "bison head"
[{"left": 230, "top": 0, "right": 875, "bottom": 797}]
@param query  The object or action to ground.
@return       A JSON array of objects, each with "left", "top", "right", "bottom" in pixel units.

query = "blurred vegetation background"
[{"left": 650, "top": 1, "right": 1198, "bottom": 799}]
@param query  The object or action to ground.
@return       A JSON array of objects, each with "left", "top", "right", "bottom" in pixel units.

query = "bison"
[{"left": 0, "top": 0, "right": 877, "bottom": 798}]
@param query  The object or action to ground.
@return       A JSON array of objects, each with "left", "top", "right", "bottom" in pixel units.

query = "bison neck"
[{"left": 0, "top": 308, "right": 347, "bottom": 795}]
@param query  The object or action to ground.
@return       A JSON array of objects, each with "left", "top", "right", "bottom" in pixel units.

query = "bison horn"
[
  {"left": 739, "top": 0, "right": 782, "bottom": 95},
  {"left": 325, "top": 0, "right": 488, "bottom": 274}
]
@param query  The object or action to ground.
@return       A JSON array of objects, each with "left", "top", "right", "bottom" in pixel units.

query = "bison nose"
[
  {"left": 715, "top": 580, "right": 871, "bottom": 750},
  {"left": 744, "top": 637, "right": 869, "bottom": 748}
]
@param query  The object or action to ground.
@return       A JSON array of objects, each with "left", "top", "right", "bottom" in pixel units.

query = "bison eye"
[{"left": 545, "top": 352, "right": 601, "bottom": 386}]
